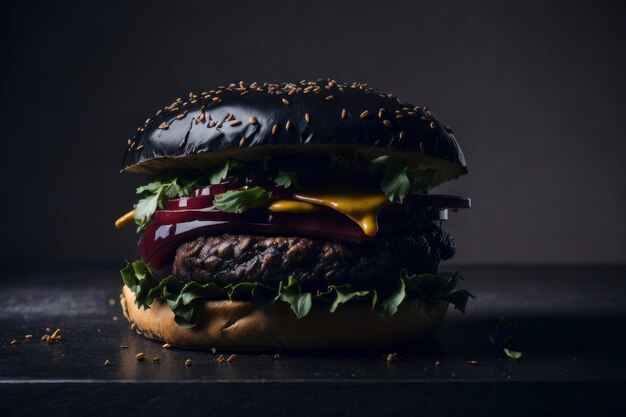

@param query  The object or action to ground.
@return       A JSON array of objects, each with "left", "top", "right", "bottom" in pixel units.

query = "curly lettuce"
[{"left": 121, "top": 261, "right": 473, "bottom": 328}]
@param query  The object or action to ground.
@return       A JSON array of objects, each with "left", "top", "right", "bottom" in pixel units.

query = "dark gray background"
[{"left": 1, "top": 0, "right": 624, "bottom": 267}]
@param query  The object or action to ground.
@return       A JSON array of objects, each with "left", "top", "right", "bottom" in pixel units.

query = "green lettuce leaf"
[
  {"left": 120, "top": 261, "right": 474, "bottom": 328},
  {"left": 276, "top": 277, "right": 312, "bottom": 319},
  {"left": 212, "top": 186, "right": 272, "bottom": 213}
]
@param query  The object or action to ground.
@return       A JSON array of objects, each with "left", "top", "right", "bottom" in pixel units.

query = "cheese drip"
[
  {"left": 268, "top": 200, "right": 322, "bottom": 213},
  {"left": 293, "top": 187, "right": 390, "bottom": 236},
  {"left": 115, "top": 209, "right": 136, "bottom": 229}
]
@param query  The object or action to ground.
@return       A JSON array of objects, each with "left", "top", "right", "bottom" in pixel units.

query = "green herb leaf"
[
  {"left": 274, "top": 170, "right": 299, "bottom": 189},
  {"left": 381, "top": 165, "right": 411, "bottom": 203},
  {"left": 368, "top": 155, "right": 391, "bottom": 172},
  {"left": 212, "top": 186, "right": 272, "bottom": 213},
  {"left": 504, "top": 348, "right": 523, "bottom": 360},
  {"left": 209, "top": 161, "right": 230, "bottom": 185},
  {"left": 377, "top": 275, "right": 407, "bottom": 317},
  {"left": 409, "top": 169, "right": 436, "bottom": 194},
  {"left": 120, "top": 261, "right": 473, "bottom": 328},
  {"left": 134, "top": 178, "right": 196, "bottom": 231},
  {"left": 134, "top": 191, "right": 162, "bottom": 231}
]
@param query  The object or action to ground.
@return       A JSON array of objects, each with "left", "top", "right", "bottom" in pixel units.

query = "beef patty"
[{"left": 172, "top": 222, "right": 455, "bottom": 292}]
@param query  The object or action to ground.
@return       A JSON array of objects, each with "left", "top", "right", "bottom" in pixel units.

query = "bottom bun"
[{"left": 121, "top": 285, "right": 448, "bottom": 351}]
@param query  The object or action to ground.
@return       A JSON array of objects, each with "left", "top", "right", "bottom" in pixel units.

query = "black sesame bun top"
[{"left": 122, "top": 79, "right": 467, "bottom": 185}]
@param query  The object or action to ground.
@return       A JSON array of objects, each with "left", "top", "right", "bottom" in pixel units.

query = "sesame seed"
[
  {"left": 152, "top": 357, "right": 160, "bottom": 364},
  {"left": 429, "top": 121, "right": 436, "bottom": 129},
  {"left": 198, "top": 113, "right": 206, "bottom": 123},
  {"left": 396, "top": 114, "right": 404, "bottom": 120},
  {"left": 341, "top": 109, "right": 348, "bottom": 119},
  {"left": 103, "top": 360, "right": 111, "bottom": 366},
  {"left": 249, "top": 116, "right": 258, "bottom": 125},
  {"left": 9, "top": 339, "right": 18, "bottom": 345},
  {"left": 225, "top": 113, "right": 234, "bottom": 121},
  {"left": 217, "top": 354, "right": 226, "bottom": 363},
  {"left": 175, "top": 112, "right": 186, "bottom": 120},
  {"left": 420, "top": 142, "right": 425, "bottom": 152},
  {"left": 212, "top": 97, "right": 220, "bottom": 102},
  {"left": 325, "top": 95, "right": 334, "bottom": 101},
  {"left": 226, "top": 354, "right": 237, "bottom": 362},
  {"left": 383, "top": 120, "right": 392, "bottom": 128},
  {"left": 272, "top": 124, "right": 278, "bottom": 135},
  {"left": 230, "top": 120, "right": 242, "bottom": 127},
  {"left": 239, "top": 137, "right": 246, "bottom": 147},
  {"left": 155, "top": 109, "right": 163, "bottom": 117},
  {"left": 282, "top": 98, "right": 290, "bottom": 105},
  {"left": 190, "top": 99, "right": 197, "bottom": 104},
  {"left": 305, "top": 113, "right": 310, "bottom": 123},
  {"left": 184, "top": 359, "right": 193, "bottom": 367},
  {"left": 217, "top": 121, "right": 223, "bottom": 128},
  {"left": 158, "top": 122, "right": 169, "bottom": 130},
  {"left": 209, "top": 120, "right": 216, "bottom": 128},
  {"left": 273, "top": 353, "right": 281, "bottom": 359},
  {"left": 162, "top": 343, "right": 172, "bottom": 348},
  {"left": 24, "top": 334, "right": 33, "bottom": 339},
  {"left": 360, "top": 110, "right": 370, "bottom": 119},
  {"left": 136, "top": 145, "right": 144, "bottom": 151},
  {"left": 399, "top": 131, "right": 405, "bottom": 141},
  {"left": 285, "top": 119, "right": 292, "bottom": 131},
  {"left": 240, "top": 91, "right": 249, "bottom": 95},
  {"left": 135, "top": 352, "right": 146, "bottom": 361},
  {"left": 378, "top": 108, "right": 385, "bottom": 118},
  {"left": 374, "top": 139, "right": 381, "bottom": 146},
  {"left": 408, "top": 111, "right": 417, "bottom": 116}
]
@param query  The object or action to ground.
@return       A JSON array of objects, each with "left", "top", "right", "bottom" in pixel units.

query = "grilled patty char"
[{"left": 172, "top": 222, "right": 455, "bottom": 292}]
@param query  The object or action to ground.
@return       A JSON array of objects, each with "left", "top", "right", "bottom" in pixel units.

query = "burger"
[{"left": 116, "top": 79, "right": 471, "bottom": 350}]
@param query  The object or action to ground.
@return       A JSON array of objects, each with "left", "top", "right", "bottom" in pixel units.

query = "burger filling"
[{"left": 117, "top": 154, "right": 472, "bottom": 328}]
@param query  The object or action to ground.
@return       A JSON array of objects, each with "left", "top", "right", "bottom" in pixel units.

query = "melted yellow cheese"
[
  {"left": 115, "top": 209, "right": 135, "bottom": 229},
  {"left": 293, "top": 187, "right": 390, "bottom": 236},
  {"left": 268, "top": 200, "right": 322, "bottom": 213}
]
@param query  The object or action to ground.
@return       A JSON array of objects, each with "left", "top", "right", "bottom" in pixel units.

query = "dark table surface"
[{"left": 1, "top": 265, "right": 625, "bottom": 416}]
